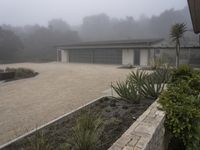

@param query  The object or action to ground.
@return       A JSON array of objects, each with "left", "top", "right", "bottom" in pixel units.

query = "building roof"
[
  {"left": 56, "top": 39, "right": 164, "bottom": 49},
  {"left": 188, "top": 0, "right": 200, "bottom": 34},
  {"left": 56, "top": 38, "right": 200, "bottom": 50}
]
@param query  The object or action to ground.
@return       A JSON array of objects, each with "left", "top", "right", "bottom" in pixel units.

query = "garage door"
[
  {"left": 69, "top": 49, "right": 92, "bottom": 63},
  {"left": 69, "top": 49, "right": 122, "bottom": 64},
  {"left": 93, "top": 49, "right": 122, "bottom": 64}
]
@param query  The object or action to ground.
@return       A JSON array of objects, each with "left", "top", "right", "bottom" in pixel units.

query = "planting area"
[
  {"left": 0, "top": 63, "right": 131, "bottom": 146},
  {"left": 2, "top": 97, "right": 154, "bottom": 150}
]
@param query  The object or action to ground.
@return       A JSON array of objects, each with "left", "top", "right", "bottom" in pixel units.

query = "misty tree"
[
  {"left": 0, "top": 7, "right": 198, "bottom": 63},
  {"left": 48, "top": 19, "right": 70, "bottom": 32},
  {"left": 20, "top": 24, "right": 80, "bottom": 61},
  {"left": 80, "top": 14, "right": 111, "bottom": 41},
  {"left": 170, "top": 23, "right": 187, "bottom": 68},
  {"left": 0, "top": 27, "right": 23, "bottom": 62}
]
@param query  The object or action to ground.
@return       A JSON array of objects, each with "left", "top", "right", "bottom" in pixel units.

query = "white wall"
[
  {"left": 122, "top": 49, "right": 134, "bottom": 65},
  {"left": 61, "top": 50, "right": 69, "bottom": 63},
  {"left": 140, "top": 49, "right": 148, "bottom": 66}
]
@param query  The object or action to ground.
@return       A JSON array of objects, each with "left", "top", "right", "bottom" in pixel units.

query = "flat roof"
[
  {"left": 188, "top": 0, "right": 200, "bottom": 34},
  {"left": 56, "top": 39, "right": 164, "bottom": 49}
]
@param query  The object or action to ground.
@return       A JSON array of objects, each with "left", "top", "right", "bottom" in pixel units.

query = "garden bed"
[
  {"left": 1, "top": 96, "right": 155, "bottom": 150},
  {"left": 0, "top": 67, "right": 38, "bottom": 81}
]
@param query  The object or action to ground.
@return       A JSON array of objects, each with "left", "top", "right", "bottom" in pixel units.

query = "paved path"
[{"left": 0, "top": 62, "right": 131, "bottom": 145}]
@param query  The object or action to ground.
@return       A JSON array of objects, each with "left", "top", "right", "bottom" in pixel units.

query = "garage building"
[
  {"left": 56, "top": 39, "right": 200, "bottom": 66},
  {"left": 56, "top": 39, "right": 163, "bottom": 66}
]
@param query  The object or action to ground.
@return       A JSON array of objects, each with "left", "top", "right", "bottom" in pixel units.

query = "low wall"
[{"left": 108, "top": 100, "right": 165, "bottom": 150}]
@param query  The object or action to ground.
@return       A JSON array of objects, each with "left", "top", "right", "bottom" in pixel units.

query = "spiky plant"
[
  {"left": 111, "top": 79, "right": 141, "bottom": 103},
  {"left": 69, "top": 112, "right": 103, "bottom": 150},
  {"left": 128, "top": 69, "right": 171, "bottom": 99},
  {"left": 26, "top": 131, "right": 52, "bottom": 150},
  {"left": 170, "top": 23, "right": 187, "bottom": 68}
]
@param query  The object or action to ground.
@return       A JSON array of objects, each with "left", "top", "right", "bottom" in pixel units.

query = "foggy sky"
[{"left": 0, "top": 0, "right": 187, "bottom": 26}]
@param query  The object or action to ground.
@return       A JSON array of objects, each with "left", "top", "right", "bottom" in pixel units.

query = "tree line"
[{"left": 0, "top": 7, "right": 198, "bottom": 63}]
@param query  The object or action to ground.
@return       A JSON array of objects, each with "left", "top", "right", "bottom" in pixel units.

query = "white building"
[{"left": 56, "top": 39, "right": 200, "bottom": 66}]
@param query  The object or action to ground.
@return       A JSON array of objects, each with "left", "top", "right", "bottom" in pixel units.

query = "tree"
[
  {"left": 0, "top": 27, "right": 23, "bottom": 62},
  {"left": 48, "top": 19, "right": 70, "bottom": 32},
  {"left": 170, "top": 23, "right": 187, "bottom": 68}
]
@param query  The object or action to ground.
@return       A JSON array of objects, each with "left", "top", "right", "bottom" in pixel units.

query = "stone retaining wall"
[{"left": 108, "top": 100, "right": 165, "bottom": 150}]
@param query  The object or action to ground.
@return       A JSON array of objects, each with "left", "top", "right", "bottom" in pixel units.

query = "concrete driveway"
[{"left": 0, "top": 62, "right": 131, "bottom": 145}]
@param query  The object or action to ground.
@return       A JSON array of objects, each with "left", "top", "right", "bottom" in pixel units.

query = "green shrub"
[
  {"left": 68, "top": 112, "right": 103, "bottom": 150},
  {"left": 5, "top": 67, "right": 38, "bottom": 79},
  {"left": 159, "top": 65, "right": 200, "bottom": 150},
  {"left": 171, "top": 65, "right": 193, "bottom": 83},
  {"left": 159, "top": 82, "right": 200, "bottom": 149}
]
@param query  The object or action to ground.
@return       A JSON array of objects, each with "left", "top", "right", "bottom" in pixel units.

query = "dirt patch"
[{"left": 2, "top": 97, "right": 155, "bottom": 150}]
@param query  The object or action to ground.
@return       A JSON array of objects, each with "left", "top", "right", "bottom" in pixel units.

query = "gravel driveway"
[{"left": 0, "top": 62, "right": 131, "bottom": 145}]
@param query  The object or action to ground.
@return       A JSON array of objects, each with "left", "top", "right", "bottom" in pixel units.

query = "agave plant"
[
  {"left": 111, "top": 79, "right": 141, "bottom": 103},
  {"left": 128, "top": 69, "right": 171, "bottom": 99},
  {"left": 149, "top": 66, "right": 172, "bottom": 84},
  {"left": 140, "top": 74, "right": 165, "bottom": 99},
  {"left": 128, "top": 70, "right": 148, "bottom": 93},
  {"left": 112, "top": 68, "right": 171, "bottom": 102},
  {"left": 69, "top": 112, "right": 103, "bottom": 150}
]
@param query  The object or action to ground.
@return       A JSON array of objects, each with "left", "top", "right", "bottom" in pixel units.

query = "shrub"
[
  {"left": 159, "top": 65, "right": 200, "bottom": 150},
  {"left": 159, "top": 82, "right": 200, "bottom": 149},
  {"left": 68, "top": 112, "right": 103, "bottom": 150},
  {"left": 188, "top": 74, "right": 200, "bottom": 92},
  {"left": 171, "top": 64, "right": 193, "bottom": 83},
  {"left": 5, "top": 67, "right": 38, "bottom": 79}
]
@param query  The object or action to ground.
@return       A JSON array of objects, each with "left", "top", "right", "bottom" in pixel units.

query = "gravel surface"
[{"left": 0, "top": 62, "right": 132, "bottom": 145}]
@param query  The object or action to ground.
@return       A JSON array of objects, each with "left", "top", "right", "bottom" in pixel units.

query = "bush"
[
  {"left": 159, "top": 65, "right": 200, "bottom": 150},
  {"left": 188, "top": 74, "right": 200, "bottom": 92},
  {"left": 5, "top": 67, "right": 38, "bottom": 79},
  {"left": 171, "top": 65, "right": 194, "bottom": 83},
  {"left": 159, "top": 82, "right": 200, "bottom": 149}
]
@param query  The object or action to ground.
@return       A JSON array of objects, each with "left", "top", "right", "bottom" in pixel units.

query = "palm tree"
[{"left": 170, "top": 23, "right": 187, "bottom": 68}]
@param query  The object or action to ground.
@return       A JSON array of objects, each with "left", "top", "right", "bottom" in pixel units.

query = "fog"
[
  {"left": 1, "top": 0, "right": 198, "bottom": 63},
  {"left": 0, "top": 0, "right": 187, "bottom": 26}
]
